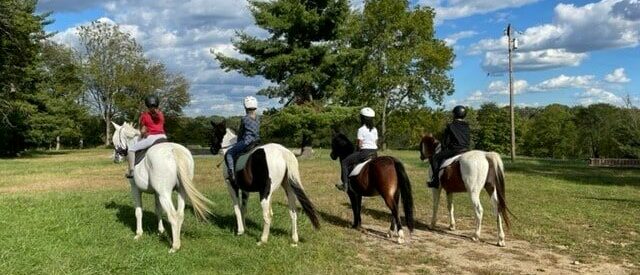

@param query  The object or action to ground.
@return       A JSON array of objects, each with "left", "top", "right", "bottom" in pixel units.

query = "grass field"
[{"left": 0, "top": 149, "right": 638, "bottom": 274}]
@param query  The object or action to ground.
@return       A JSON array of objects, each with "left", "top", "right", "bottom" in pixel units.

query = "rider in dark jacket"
[{"left": 428, "top": 105, "right": 471, "bottom": 188}]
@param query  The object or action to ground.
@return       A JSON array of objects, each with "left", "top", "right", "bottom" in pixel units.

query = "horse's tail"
[
  {"left": 173, "top": 147, "right": 213, "bottom": 221},
  {"left": 485, "top": 152, "right": 511, "bottom": 229},
  {"left": 394, "top": 159, "right": 414, "bottom": 232},
  {"left": 281, "top": 148, "right": 321, "bottom": 230}
]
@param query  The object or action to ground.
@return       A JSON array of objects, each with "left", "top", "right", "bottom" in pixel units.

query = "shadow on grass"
[
  {"left": 505, "top": 159, "right": 640, "bottom": 187},
  {"left": 579, "top": 196, "right": 640, "bottom": 205},
  {"left": 0, "top": 150, "right": 71, "bottom": 159},
  {"left": 209, "top": 205, "right": 292, "bottom": 238},
  {"left": 104, "top": 200, "right": 169, "bottom": 235}
]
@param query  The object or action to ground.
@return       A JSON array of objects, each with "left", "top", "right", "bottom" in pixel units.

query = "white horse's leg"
[
  {"left": 283, "top": 183, "right": 299, "bottom": 246},
  {"left": 491, "top": 190, "right": 506, "bottom": 247},
  {"left": 226, "top": 183, "right": 245, "bottom": 235},
  {"left": 470, "top": 191, "right": 484, "bottom": 242},
  {"left": 257, "top": 196, "right": 272, "bottom": 245},
  {"left": 154, "top": 194, "right": 165, "bottom": 234},
  {"left": 176, "top": 188, "right": 186, "bottom": 246},
  {"left": 131, "top": 186, "right": 144, "bottom": 240},
  {"left": 158, "top": 194, "right": 180, "bottom": 253},
  {"left": 430, "top": 187, "right": 441, "bottom": 230},
  {"left": 446, "top": 192, "right": 456, "bottom": 231}
]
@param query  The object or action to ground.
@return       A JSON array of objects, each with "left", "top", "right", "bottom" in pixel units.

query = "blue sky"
[{"left": 38, "top": 0, "right": 640, "bottom": 116}]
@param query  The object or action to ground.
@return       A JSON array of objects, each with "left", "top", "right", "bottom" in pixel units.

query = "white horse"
[
  {"left": 111, "top": 122, "right": 213, "bottom": 253},
  {"left": 209, "top": 121, "right": 320, "bottom": 246},
  {"left": 420, "top": 134, "right": 511, "bottom": 247}
]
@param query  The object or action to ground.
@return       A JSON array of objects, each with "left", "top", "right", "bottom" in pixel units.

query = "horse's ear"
[{"left": 111, "top": 121, "right": 121, "bottom": 130}]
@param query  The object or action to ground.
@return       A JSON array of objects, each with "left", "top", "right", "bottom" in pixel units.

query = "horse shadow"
[
  {"left": 104, "top": 201, "right": 171, "bottom": 237},
  {"left": 209, "top": 203, "right": 292, "bottom": 238}
]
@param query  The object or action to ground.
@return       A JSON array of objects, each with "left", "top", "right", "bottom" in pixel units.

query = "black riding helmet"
[
  {"left": 145, "top": 95, "right": 159, "bottom": 108},
  {"left": 453, "top": 105, "right": 467, "bottom": 119}
]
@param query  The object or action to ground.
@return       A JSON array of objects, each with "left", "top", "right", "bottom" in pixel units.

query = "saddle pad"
[
  {"left": 235, "top": 147, "right": 261, "bottom": 172},
  {"left": 438, "top": 154, "right": 463, "bottom": 178},
  {"left": 134, "top": 138, "right": 168, "bottom": 165},
  {"left": 349, "top": 159, "right": 372, "bottom": 177}
]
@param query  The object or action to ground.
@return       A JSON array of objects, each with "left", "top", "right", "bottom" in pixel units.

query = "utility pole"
[{"left": 507, "top": 24, "right": 516, "bottom": 162}]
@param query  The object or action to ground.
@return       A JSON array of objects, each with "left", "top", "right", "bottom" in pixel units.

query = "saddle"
[
  {"left": 134, "top": 138, "right": 169, "bottom": 165},
  {"left": 436, "top": 154, "right": 465, "bottom": 178},
  {"left": 233, "top": 140, "right": 261, "bottom": 172}
]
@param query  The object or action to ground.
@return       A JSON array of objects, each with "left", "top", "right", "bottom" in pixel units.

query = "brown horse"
[
  {"left": 331, "top": 133, "right": 414, "bottom": 243},
  {"left": 420, "top": 134, "right": 511, "bottom": 246}
]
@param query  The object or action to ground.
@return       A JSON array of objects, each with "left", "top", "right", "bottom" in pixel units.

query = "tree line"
[{"left": 1, "top": 0, "right": 189, "bottom": 156}]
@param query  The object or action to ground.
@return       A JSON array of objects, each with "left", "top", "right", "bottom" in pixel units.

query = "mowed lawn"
[{"left": 0, "top": 149, "right": 638, "bottom": 274}]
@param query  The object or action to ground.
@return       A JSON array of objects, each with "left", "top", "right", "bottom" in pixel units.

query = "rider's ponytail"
[
  {"left": 149, "top": 108, "right": 160, "bottom": 123},
  {"left": 360, "top": 115, "right": 374, "bottom": 131}
]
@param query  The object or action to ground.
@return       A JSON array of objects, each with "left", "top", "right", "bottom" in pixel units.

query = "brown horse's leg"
[
  {"left": 347, "top": 190, "right": 362, "bottom": 229},
  {"left": 383, "top": 191, "right": 404, "bottom": 244}
]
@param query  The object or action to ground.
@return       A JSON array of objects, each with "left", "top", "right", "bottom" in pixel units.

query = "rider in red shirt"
[{"left": 126, "top": 95, "right": 167, "bottom": 178}]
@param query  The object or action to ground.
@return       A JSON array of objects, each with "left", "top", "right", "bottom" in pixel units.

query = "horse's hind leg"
[
  {"left": 131, "top": 187, "right": 144, "bottom": 240},
  {"left": 469, "top": 191, "right": 484, "bottom": 242},
  {"left": 176, "top": 188, "right": 186, "bottom": 243},
  {"left": 226, "top": 184, "right": 245, "bottom": 235},
  {"left": 257, "top": 194, "right": 273, "bottom": 246},
  {"left": 383, "top": 193, "right": 404, "bottom": 244},
  {"left": 446, "top": 192, "right": 456, "bottom": 231},
  {"left": 490, "top": 190, "right": 506, "bottom": 246},
  {"left": 430, "top": 187, "right": 441, "bottom": 230},
  {"left": 158, "top": 193, "right": 181, "bottom": 253},
  {"left": 283, "top": 182, "right": 299, "bottom": 246},
  {"left": 154, "top": 194, "right": 165, "bottom": 234}
]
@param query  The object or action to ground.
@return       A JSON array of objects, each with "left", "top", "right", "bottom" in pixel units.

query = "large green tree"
[
  {"left": 0, "top": 0, "right": 50, "bottom": 155},
  {"left": 336, "top": 0, "right": 454, "bottom": 149},
  {"left": 522, "top": 104, "right": 578, "bottom": 158},
  {"left": 214, "top": 0, "right": 348, "bottom": 156}
]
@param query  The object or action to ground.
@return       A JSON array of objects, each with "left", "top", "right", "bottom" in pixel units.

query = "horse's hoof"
[
  {"left": 236, "top": 231, "right": 244, "bottom": 236},
  {"left": 134, "top": 235, "right": 142, "bottom": 241},
  {"left": 256, "top": 241, "right": 264, "bottom": 246},
  {"left": 497, "top": 240, "right": 506, "bottom": 247},
  {"left": 169, "top": 248, "right": 177, "bottom": 253},
  {"left": 448, "top": 225, "right": 456, "bottom": 231},
  {"left": 291, "top": 243, "right": 298, "bottom": 247},
  {"left": 398, "top": 238, "right": 405, "bottom": 244},
  {"left": 472, "top": 236, "right": 480, "bottom": 242}
]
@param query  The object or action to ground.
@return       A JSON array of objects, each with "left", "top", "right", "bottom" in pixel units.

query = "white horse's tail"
[
  {"left": 485, "top": 152, "right": 511, "bottom": 228},
  {"left": 281, "top": 148, "right": 321, "bottom": 229},
  {"left": 173, "top": 147, "right": 213, "bottom": 221}
]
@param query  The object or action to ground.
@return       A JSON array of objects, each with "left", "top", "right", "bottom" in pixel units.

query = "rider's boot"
[
  {"left": 227, "top": 168, "right": 236, "bottom": 185},
  {"left": 335, "top": 168, "right": 348, "bottom": 191},
  {"left": 125, "top": 152, "right": 135, "bottom": 179}
]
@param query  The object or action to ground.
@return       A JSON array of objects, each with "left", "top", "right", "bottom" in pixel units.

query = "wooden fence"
[{"left": 589, "top": 158, "right": 640, "bottom": 168}]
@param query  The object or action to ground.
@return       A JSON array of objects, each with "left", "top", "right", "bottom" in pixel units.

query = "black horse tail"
[
  {"left": 283, "top": 148, "right": 321, "bottom": 230},
  {"left": 486, "top": 152, "right": 512, "bottom": 229},
  {"left": 394, "top": 159, "right": 414, "bottom": 232}
]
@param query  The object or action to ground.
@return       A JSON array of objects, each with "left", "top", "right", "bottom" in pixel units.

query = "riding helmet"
[
  {"left": 145, "top": 95, "right": 159, "bottom": 108},
  {"left": 244, "top": 96, "right": 258, "bottom": 109},
  {"left": 360, "top": 107, "right": 375, "bottom": 118},
  {"left": 453, "top": 105, "right": 467, "bottom": 119}
]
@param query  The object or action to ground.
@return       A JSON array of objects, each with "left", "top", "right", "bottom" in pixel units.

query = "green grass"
[{"left": 0, "top": 149, "right": 638, "bottom": 274}]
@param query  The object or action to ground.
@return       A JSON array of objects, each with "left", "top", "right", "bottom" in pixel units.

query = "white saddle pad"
[
  {"left": 234, "top": 147, "right": 261, "bottom": 172},
  {"left": 438, "top": 154, "right": 463, "bottom": 178},
  {"left": 349, "top": 159, "right": 372, "bottom": 177}
]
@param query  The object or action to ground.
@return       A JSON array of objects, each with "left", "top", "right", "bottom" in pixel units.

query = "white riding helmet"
[
  {"left": 244, "top": 96, "right": 258, "bottom": 109},
  {"left": 360, "top": 107, "right": 375, "bottom": 118}
]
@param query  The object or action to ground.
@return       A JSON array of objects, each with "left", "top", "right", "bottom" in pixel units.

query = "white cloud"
[
  {"left": 605, "top": 68, "right": 631, "bottom": 83},
  {"left": 419, "top": 0, "right": 540, "bottom": 21},
  {"left": 470, "top": 0, "right": 640, "bottom": 73},
  {"left": 444, "top": 31, "right": 478, "bottom": 46},
  {"left": 37, "top": 0, "right": 104, "bottom": 12},
  {"left": 530, "top": 74, "right": 596, "bottom": 92},
  {"left": 487, "top": 80, "right": 529, "bottom": 95},
  {"left": 481, "top": 49, "right": 588, "bottom": 73},
  {"left": 577, "top": 88, "right": 625, "bottom": 106}
]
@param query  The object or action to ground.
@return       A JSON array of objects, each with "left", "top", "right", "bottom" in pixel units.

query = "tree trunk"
[
  {"left": 300, "top": 133, "right": 313, "bottom": 158},
  {"left": 381, "top": 96, "right": 388, "bottom": 151},
  {"left": 55, "top": 136, "right": 60, "bottom": 151},
  {"left": 105, "top": 115, "right": 111, "bottom": 146}
]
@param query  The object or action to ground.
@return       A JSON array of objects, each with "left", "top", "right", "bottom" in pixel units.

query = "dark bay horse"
[
  {"left": 420, "top": 134, "right": 511, "bottom": 246},
  {"left": 330, "top": 133, "right": 414, "bottom": 243}
]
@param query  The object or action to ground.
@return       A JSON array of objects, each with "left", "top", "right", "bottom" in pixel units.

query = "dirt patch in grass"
[{"left": 352, "top": 224, "right": 634, "bottom": 274}]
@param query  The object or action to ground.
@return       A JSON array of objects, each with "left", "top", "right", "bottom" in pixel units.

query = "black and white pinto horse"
[{"left": 209, "top": 121, "right": 320, "bottom": 246}]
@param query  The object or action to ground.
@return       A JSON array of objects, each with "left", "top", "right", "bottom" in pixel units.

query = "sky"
[{"left": 36, "top": 0, "right": 640, "bottom": 116}]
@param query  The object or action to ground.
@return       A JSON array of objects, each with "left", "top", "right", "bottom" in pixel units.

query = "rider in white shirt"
[{"left": 336, "top": 107, "right": 379, "bottom": 191}]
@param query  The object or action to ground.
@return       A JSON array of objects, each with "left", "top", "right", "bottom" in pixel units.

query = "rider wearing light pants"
[
  {"left": 225, "top": 96, "right": 260, "bottom": 183},
  {"left": 126, "top": 95, "right": 166, "bottom": 178}
]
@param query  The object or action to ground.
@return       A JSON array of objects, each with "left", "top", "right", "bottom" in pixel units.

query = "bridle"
[{"left": 114, "top": 128, "right": 131, "bottom": 157}]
